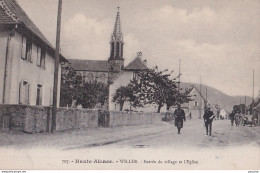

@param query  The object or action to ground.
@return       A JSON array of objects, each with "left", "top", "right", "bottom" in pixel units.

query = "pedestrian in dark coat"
[
  {"left": 229, "top": 111, "right": 235, "bottom": 126},
  {"left": 203, "top": 107, "right": 215, "bottom": 136},
  {"left": 174, "top": 104, "right": 186, "bottom": 134}
]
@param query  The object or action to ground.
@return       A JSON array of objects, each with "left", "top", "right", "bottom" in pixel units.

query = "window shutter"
[
  {"left": 50, "top": 87, "right": 53, "bottom": 105},
  {"left": 19, "top": 81, "right": 22, "bottom": 104},
  {"left": 27, "top": 43, "right": 32, "bottom": 62},
  {"left": 27, "top": 84, "right": 30, "bottom": 105},
  {"left": 37, "top": 47, "right": 41, "bottom": 66},
  {"left": 39, "top": 86, "right": 43, "bottom": 105},
  {"left": 41, "top": 49, "right": 46, "bottom": 69},
  {"left": 21, "top": 37, "right": 26, "bottom": 59}
]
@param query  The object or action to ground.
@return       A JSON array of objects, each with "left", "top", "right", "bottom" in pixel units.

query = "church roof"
[
  {"left": 69, "top": 59, "right": 109, "bottom": 72},
  {"left": 124, "top": 57, "right": 148, "bottom": 71}
]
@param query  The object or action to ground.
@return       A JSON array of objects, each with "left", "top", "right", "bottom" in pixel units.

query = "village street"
[
  {"left": 0, "top": 119, "right": 259, "bottom": 149},
  {"left": 101, "top": 119, "right": 260, "bottom": 149},
  {"left": 1, "top": 123, "right": 259, "bottom": 169},
  {"left": 0, "top": 119, "right": 260, "bottom": 170}
]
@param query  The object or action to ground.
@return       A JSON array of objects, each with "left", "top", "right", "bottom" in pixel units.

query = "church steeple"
[
  {"left": 108, "top": 7, "right": 124, "bottom": 72},
  {"left": 111, "top": 7, "right": 123, "bottom": 44}
]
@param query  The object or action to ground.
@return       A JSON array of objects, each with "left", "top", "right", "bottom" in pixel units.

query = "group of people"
[
  {"left": 229, "top": 111, "right": 241, "bottom": 126},
  {"left": 173, "top": 104, "right": 215, "bottom": 136},
  {"left": 229, "top": 110, "right": 255, "bottom": 127}
]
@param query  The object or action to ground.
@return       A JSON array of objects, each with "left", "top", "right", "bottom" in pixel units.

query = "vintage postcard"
[{"left": 0, "top": 0, "right": 259, "bottom": 171}]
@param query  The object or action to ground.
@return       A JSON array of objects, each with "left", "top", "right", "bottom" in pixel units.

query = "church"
[
  {"left": 69, "top": 8, "right": 133, "bottom": 84},
  {"left": 68, "top": 7, "right": 149, "bottom": 111}
]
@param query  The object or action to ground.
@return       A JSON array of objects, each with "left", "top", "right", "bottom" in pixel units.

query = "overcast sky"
[{"left": 17, "top": 0, "right": 260, "bottom": 98}]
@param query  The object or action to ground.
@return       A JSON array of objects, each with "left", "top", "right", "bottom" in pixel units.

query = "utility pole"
[
  {"left": 199, "top": 76, "right": 202, "bottom": 119},
  {"left": 253, "top": 70, "right": 254, "bottom": 103},
  {"left": 178, "top": 58, "right": 181, "bottom": 92},
  {"left": 251, "top": 69, "right": 254, "bottom": 115},
  {"left": 245, "top": 96, "right": 247, "bottom": 114},
  {"left": 206, "top": 87, "right": 208, "bottom": 101},
  {"left": 51, "top": 0, "right": 62, "bottom": 132}
]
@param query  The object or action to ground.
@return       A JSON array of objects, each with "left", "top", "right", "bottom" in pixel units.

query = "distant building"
[
  {"left": 0, "top": 0, "right": 66, "bottom": 106},
  {"left": 69, "top": 8, "right": 124, "bottom": 84},
  {"left": 176, "top": 86, "right": 218, "bottom": 119},
  {"left": 252, "top": 100, "right": 260, "bottom": 125}
]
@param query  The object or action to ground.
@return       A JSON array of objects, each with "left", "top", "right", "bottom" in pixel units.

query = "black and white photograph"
[{"left": 0, "top": 0, "right": 259, "bottom": 171}]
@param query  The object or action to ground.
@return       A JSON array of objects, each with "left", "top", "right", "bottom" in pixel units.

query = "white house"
[
  {"left": 108, "top": 54, "right": 150, "bottom": 111},
  {"left": 0, "top": 0, "right": 66, "bottom": 106}
]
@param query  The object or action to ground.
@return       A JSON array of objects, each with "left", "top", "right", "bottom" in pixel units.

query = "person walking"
[
  {"left": 235, "top": 111, "right": 241, "bottom": 126},
  {"left": 203, "top": 107, "right": 215, "bottom": 136},
  {"left": 229, "top": 111, "right": 235, "bottom": 126},
  {"left": 174, "top": 104, "right": 186, "bottom": 134}
]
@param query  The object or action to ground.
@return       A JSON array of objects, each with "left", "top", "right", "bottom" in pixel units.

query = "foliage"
[
  {"left": 113, "top": 66, "right": 192, "bottom": 112},
  {"left": 233, "top": 104, "right": 246, "bottom": 114},
  {"left": 112, "top": 84, "right": 141, "bottom": 111},
  {"left": 60, "top": 62, "right": 82, "bottom": 107},
  {"left": 60, "top": 62, "right": 108, "bottom": 109},
  {"left": 76, "top": 81, "right": 109, "bottom": 109}
]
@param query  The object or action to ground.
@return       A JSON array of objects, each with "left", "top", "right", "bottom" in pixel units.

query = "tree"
[
  {"left": 60, "top": 61, "right": 82, "bottom": 107},
  {"left": 112, "top": 83, "right": 142, "bottom": 111},
  {"left": 130, "top": 67, "right": 191, "bottom": 113},
  {"left": 76, "top": 81, "right": 109, "bottom": 109},
  {"left": 233, "top": 104, "right": 246, "bottom": 114},
  {"left": 60, "top": 62, "right": 109, "bottom": 109}
]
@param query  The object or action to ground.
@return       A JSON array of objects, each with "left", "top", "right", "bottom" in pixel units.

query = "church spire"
[
  {"left": 112, "top": 6, "right": 123, "bottom": 42},
  {"left": 108, "top": 7, "right": 124, "bottom": 72}
]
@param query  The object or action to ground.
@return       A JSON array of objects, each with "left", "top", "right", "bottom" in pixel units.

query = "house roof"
[
  {"left": 124, "top": 57, "right": 148, "bottom": 71},
  {"left": 69, "top": 59, "right": 109, "bottom": 72},
  {"left": 0, "top": 3, "right": 17, "bottom": 24},
  {"left": 1, "top": 0, "right": 52, "bottom": 46},
  {"left": 0, "top": 0, "right": 67, "bottom": 62}
]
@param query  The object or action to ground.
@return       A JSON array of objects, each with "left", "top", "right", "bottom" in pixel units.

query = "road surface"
[
  {"left": 0, "top": 119, "right": 259, "bottom": 170},
  {"left": 100, "top": 119, "right": 260, "bottom": 149}
]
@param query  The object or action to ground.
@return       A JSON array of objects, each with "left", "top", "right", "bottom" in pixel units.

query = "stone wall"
[
  {"left": 56, "top": 108, "right": 98, "bottom": 131},
  {"left": 109, "top": 111, "right": 163, "bottom": 127},
  {"left": 0, "top": 105, "right": 98, "bottom": 133},
  {"left": 0, "top": 105, "right": 165, "bottom": 133}
]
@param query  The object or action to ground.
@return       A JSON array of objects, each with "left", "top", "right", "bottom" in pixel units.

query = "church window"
[
  {"left": 121, "top": 44, "right": 123, "bottom": 58},
  {"left": 86, "top": 73, "right": 94, "bottom": 83},
  {"left": 116, "top": 42, "right": 120, "bottom": 57},
  {"left": 98, "top": 73, "right": 106, "bottom": 83},
  {"left": 110, "top": 43, "right": 114, "bottom": 58}
]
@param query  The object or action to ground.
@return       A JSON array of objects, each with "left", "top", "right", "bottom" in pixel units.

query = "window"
[
  {"left": 116, "top": 42, "right": 120, "bottom": 57},
  {"left": 133, "top": 72, "right": 139, "bottom": 81},
  {"left": 98, "top": 73, "right": 106, "bottom": 83},
  {"left": 36, "top": 84, "right": 43, "bottom": 105},
  {"left": 36, "top": 46, "right": 41, "bottom": 66},
  {"left": 86, "top": 73, "right": 94, "bottom": 83},
  {"left": 19, "top": 81, "right": 30, "bottom": 105},
  {"left": 37, "top": 47, "right": 45, "bottom": 69},
  {"left": 21, "top": 36, "right": 32, "bottom": 62},
  {"left": 194, "top": 101, "right": 198, "bottom": 107}
]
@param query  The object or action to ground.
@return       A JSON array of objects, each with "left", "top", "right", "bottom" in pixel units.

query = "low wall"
[
  {"left": 109, "top": 111, "right": 164, "bottom": 127},
  {"left": 0, "top": 105, "right": 98, "bottom": 133},
  {"left": 0, "top": 105, "right": 166, "bottom": 133}
]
